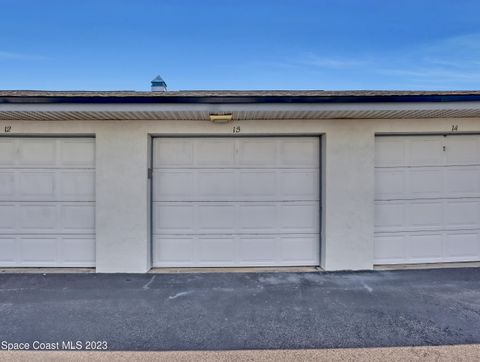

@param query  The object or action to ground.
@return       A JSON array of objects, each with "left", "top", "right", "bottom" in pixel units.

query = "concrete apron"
[{"left": 1, "top": 345, "right": 480, "bottom": 362}]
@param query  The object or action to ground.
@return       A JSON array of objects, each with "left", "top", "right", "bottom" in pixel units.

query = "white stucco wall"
[
  {"left": 1, "top": 116, "right": 480, "bottom": 272},
  {"left": 320, "top": 122, "right": 375, "bottom": 270},
  {"left": 95, "top": 126, "right": 150, "bottom": 272}
]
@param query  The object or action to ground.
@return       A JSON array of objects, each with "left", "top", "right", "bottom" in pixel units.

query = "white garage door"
[
  {"left": 0, "top": 137, "right": 95, "bottom": 267},
  {"left": 152, "top": 137, "right": 320, "bottom": 267},
  {"left": 375, "top": 135, "right": 480, "bottom": 264}
]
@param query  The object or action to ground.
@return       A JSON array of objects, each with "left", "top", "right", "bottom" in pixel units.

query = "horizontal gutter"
[{"left": 2, "top": 94, "right": 480, "bottom": 104}]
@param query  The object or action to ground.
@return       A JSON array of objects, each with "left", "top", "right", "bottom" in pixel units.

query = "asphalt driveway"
[{"left": 0, "top": 268, "right": 479, "bottom": 351}]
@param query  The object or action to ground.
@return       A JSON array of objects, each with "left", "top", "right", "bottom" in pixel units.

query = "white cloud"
[
  {"left": 264, "top": 33, "right": 480, "bottom": 88},
  {"left": 296, "top": 53, "right": 366, "bottom": 69},
  {"left": 0, "top": 51, "right": 50, "bottom": 61},
  {"left": 374, "top": 33, "right": 480, "bottom": 86}
]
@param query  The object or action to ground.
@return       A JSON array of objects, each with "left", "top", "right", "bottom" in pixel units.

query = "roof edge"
[{"left": 2, "top": 91, "right": 480, "bottom": 104}]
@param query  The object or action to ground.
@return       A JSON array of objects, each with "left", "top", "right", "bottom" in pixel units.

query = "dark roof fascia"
[{"left": 2, "top": 94, "right": 480, "bottom": 105}]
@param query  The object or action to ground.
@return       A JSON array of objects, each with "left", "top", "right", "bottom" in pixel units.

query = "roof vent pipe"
[{"left": 151, "top": 75, "right": 167, "bottom": 92}]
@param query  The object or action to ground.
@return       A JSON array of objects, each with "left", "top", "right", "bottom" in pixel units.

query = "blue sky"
[{"left": 1, "top": 0, "right": 480, "bottom": 90}]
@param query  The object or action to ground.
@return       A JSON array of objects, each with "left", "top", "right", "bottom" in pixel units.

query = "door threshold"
[
  {"left": 374, "top": 261, "right": 480, "bottom": 271},
  {"left": 0, "top": 267, "right": 96, "bottom": 274},
  {"left": 149, "top": 266, "right": 322, "bottom": 274}
]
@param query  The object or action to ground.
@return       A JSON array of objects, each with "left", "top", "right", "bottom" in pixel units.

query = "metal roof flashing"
[{"left": 1, "top": 90, "right": 480, "bottom": 104}]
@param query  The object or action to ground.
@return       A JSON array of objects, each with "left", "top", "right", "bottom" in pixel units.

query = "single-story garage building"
[{"left": 0, "top": 88, "right": 480, "bottom": 273}]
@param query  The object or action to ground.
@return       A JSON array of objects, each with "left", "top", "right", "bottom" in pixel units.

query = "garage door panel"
[
  {"left": 154, "top": 169, "right": 319, "bottom": 202},
  {"left": 153, "top": 234, "right": 319, "bottom": 267},
  {"left": 61, "top": 237, "right": 95, "bottom": 265},
  {"left": 6, "top": 138, "right": 97, "bottom": 169},
  {"left": 445, "top": 135, "right": 480, "bottom": 165},
  {"left": 376, "top": 199, "right": 480, "bottom": 233},
  {"left": 0, "top": 137, "right": 96, "bottom": 268},
  {"left": 154, "top": 201, "right": 318, "bottom": 235},
  {"left": 65, "top": 171, "right": 97, "bottom": 200},
  {"left": 21, "top": 237, "right": 58, "bottom": 263},
  {"left": 445, "top": 167, "right": 479, "bottom": 195},
  {"left": 375, "top": 168, "right": 407, "bottom": 200},
  {"left": 19, "top": 172, "right": 56, "bottom": 199},
  {"left": 152, "top": 137, "right": 320, "bottom": 267},
  {"left": 198, "top": 237, "right": 236, "bottom": 263},
  {"left": 375, "top": 232, "right": 448, "bottom": 264},
  {"left": 280, "top": 235, "right": 319, "bottom": 264},
  {"left": 280, "top": 139, "right": 318, "bottom": 167},
  {"left": 0, "top": 202, "right": 94, "bottom": 234},
  {"left": 241, "top": 236, "right": 313, "bottom": 264},
  {"left": 407, "top": 201, "right": 443, "bottom": 228},
  {"left": 61, "top": 204, "right": 95, "bottom": 232},
  {"left": 374, "top": 234, "right": 407, "bottom": 264},
  {"left": 279, "top": 203, "right": 319, "bottom": 231},
  {"left": 0, "top": 238, "right": 16, "bottom": 264},
  {"left": 408, "top": 138, "right": 443, "bottom": 166},
  {"left": 153, "top": 139, "right": 194, "bottom": 167},
  {"left": 375, "top": 136, "right": 446, "bottom": 167},
  {"left": 153, "top": 233, "right": 320, "bottom": 267},
  {"left": 153, "top": 236, "right": 194, "bottom": 266},
  {"left": 155, "top": 236, "right": 238, "bottom": 267},
  {"left": 19, "top": 139, "right": 57, "bottom": 167},
  {"left": 247, "top": 169, "right": 317, "bottom": 200},
  {"left": 407, "top": 233, "right": 444, "bottom": 262},
  {"left": 153, "top": 203, "right": 194, "bottom": 233},
  {"left": 280, "top": 170, "right": 319, "bottom": 199},
  {"left": 375, "top": 201, "right": 405, "bottom": 229},
  {"left": 375, "top": 138, "right": 406, "bottom": 167},
  {"left": 239, "top": 237, "right": 277, "bottom": 262},
  {"left": 376, "top": 166, "right": 480, "bottom": 201},
  {"left": 0, "top": 202, "right": 95, "bottom": 234},
  {"left": 4, "top": 235, "right": 96, "bottom": 267},
  {"left": 60, "top": 171, "right": 95, "bottom": 201},
  {"left": 238, "top": 171, "right": 277, "bottom": 198},
  {"left": 20, "top": 204, "right": 58, "bottom": 231},
  {"left": 153, "top": 170, "right": 194, "bottom": 200},
  {"left": 154, "top": 170, "right": 235, "bottom": 201},
  {"left": 0, "top": 170, "right": 95, "bottom": 201},
  {"left": 375, "top": 169, "right": 407, "bottom": 199},
  {"left": 59, "top": 139, "right": 96, "bottom": 167},
  {"left": 0, "top": 173, "right": 15, "bottom": 197},
  {"left": 196, "top": 140, "right": 236, "bottom": 166},
  {"left": 0, "top": 204, "right": 16, "bottom": 231},
  {"left": 242, "top": 203, "right": 318, "bottom": 233},
  {"left": 408, "top": 169, "right": 443, "bottom": 197},
  {"left": 447, "top": 200, "right": 480, "bottom": 227},
  {"left": 238, "top": 205, "right": 277, "bottom": 231},
  {"left": 155, "top": 138, "right": 320, "bottom": 170},
  {"left": 197, "top": 204, "right": 236, "bottom": 231},
  {"left": 197, "top": 171, "right": 236, "bottom": 198},
  {"left": 238, "top": 139, "right": 277, "bottom": 166},
  {"left": 0, "top": 139, "right": 16, "bottom": 166},
  {"left": 445, "top": 232, "right": 480, "bottom": 260}
]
